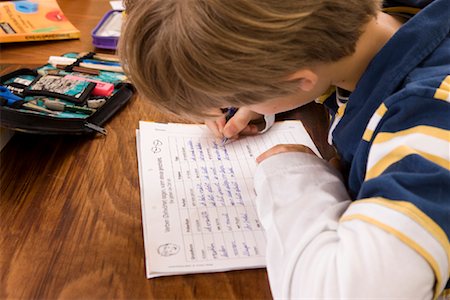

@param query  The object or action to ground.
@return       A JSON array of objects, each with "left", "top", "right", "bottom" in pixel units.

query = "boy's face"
[
  {"left": 244, "top": 84, "right": 326, "bottom": 115},
  {"left": 245, "top": 93, "right": 314, "bottom": 115},
  {"left": 244, "top": 69, "right": 331, "bottom": 115}
]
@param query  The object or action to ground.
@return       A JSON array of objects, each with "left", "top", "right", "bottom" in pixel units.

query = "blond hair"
[{"left": 120, "top": 0, "right": 380, "bottom": 119}]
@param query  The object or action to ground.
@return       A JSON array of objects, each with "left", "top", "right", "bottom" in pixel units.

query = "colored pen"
[
  {"left": 0, "top": 86, "right": 24, "bottom": 107},
  {"left": 77, "top": 52, "right": 120, "bottom": 62},
  {"left": 221, "top": 107, "right": 238, "bottom": 145},
  {"left": 55, "top": 64, "right": 101, "bottom": 76},
  {"left": 82, "top": 59, "right": 121, "bottom": 67},
  {"left": 44, "top": 99, "right": 96, "bottom": 115},
  {"left": 22, "top": 102, "right": 59, "bottom": 115},
  {"left": 79, "top": 62, "right": 123, "bottom": 73},
  {"left": 72, "top": 66, "right": 100, "bottom": 75}
]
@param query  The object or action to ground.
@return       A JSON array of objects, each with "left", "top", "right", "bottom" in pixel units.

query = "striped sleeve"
[
  {"left": 341, "top": 198, "right": 449, "bottom": 297},
  {"left": 347, "top": 78, "right": 450, "bottom": 297}
]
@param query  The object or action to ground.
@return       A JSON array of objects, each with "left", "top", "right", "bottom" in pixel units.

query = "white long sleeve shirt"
[{"left": 254, "top": 152, "right": 435, "bottom": 299}]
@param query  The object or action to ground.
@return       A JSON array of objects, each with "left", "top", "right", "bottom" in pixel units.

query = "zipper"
[{"left": 84, "top": 122, "right": 107, "bottom": 135}]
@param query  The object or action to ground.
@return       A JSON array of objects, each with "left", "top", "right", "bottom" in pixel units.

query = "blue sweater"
[{"left": 325, "top": 0, "right": 450, "bottom": 294}]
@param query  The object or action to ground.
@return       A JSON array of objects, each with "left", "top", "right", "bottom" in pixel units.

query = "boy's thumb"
[
  {"left": 222, "top": 122, "right": 239, "bottom": 138},
  {"left": 223, "top": 108, "right": 257, "bottom": 138}
]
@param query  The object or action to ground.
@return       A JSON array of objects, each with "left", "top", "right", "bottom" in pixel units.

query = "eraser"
[
  {"left": 48, "top": 56, "right": 77, "bottom": 66},
  {"left": 64, "top": 75, "right": 114, "bottom": 97}
]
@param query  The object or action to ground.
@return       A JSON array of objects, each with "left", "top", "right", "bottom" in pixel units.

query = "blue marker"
[
  {"left": 221, "top": 107, "right": 238, "bottom": 145},
  {"left": 82, "top": 59, "right": 121, "bottom": 67},
  {"left": 0, "top": 86, "right": 24, "bottom": 107}
]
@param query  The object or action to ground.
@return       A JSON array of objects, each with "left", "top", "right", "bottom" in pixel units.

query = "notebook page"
[{"left": 137, "top": 121, "right": 319, "bottom": 278}]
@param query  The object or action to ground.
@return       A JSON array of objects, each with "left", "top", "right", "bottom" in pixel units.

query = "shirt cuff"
[{"left": 259, "top": 114, "right": 275, "bottom": 134}]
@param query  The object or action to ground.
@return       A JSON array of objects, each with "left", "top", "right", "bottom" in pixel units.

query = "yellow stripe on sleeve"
[
  {"left": 441, "top": 77, "right": 450, "bottom": 90},
  {"left": 373, "top": 126, "right": 450, "bottom": 144},
  {"left": 362, "top": 129, "right": 374, "bottom": 141},
  {"left": 366, "top": 145, "right": 450, "bottom": 179},
  {"left": 362, "top": 103, "right": 388, "bottom": 142},
  {"left": 354, "top": 198, "right": 450, "bottom": 264},
  {"left": 336, "top": 102, "right": 347, "bottom": 117},
  {"left": 366, "top": 125, "right": 450, "bottom": 178},
  {"left": 376, "top": 103, "right": 388, "bottom": 116},
  {"left": 341, "top": 213, "right": 444, "bottom": 299},
  {"left": 434, "top": 76, "right": 450, "bottom": 102}
]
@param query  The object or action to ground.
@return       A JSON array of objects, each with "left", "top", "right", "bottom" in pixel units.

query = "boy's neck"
[{"left": 331, "top": 12, "right": 404, "bottom": 92}]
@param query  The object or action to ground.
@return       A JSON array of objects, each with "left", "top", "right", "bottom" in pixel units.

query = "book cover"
[{"left": 0, "top": 0, "right": 80, "bottom": 43}]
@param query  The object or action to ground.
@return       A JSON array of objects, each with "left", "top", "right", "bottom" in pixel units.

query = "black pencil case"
[{"left": 0, "top": 52, "right": 134, "bottom": 135}]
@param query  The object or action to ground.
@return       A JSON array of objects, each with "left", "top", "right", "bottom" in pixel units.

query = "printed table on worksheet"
[{"left": 137, "top": 121, "right": 319, "bottom": 277}]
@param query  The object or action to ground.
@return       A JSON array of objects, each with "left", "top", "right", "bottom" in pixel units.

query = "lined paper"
[{"left": 137, "top": 121, "right": 319, "bottom": 278}]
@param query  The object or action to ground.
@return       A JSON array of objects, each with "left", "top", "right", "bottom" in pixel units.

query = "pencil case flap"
[{"left": 24, "top": 74, "right": 96, "bottom": 104}]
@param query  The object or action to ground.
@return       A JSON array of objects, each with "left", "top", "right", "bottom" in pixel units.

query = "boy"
[{"left": 120, "top": 0, "right": 449, "bottom": 298}]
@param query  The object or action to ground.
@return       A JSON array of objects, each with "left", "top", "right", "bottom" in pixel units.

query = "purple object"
[{"left": 92, "top": 10, "right": 122, "bottom": 50}]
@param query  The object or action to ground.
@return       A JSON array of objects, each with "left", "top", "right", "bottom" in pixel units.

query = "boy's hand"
[
  {"left": 205, "top": 107, "right": 263, "bottom": 140},
  {"left": 256, "top": 144, "right": 341, "bottom": 171},
  {"left": 256, "top": 144, "right": 316, "bottom": 164}
]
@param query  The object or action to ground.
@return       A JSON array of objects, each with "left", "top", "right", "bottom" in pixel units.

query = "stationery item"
[
  {"left": 22, "top": 101, "right": 58, "bottom": 115},
  {"left": 79, "top": 62, "right": 124, "bottom": 73},
  {"left": 26, "top": 75, "right": 95, "bottom": 104},
  {"left": 221, "top": 107, "right": 238, "bottom": 145},
  {"left": 1, "top": 70, "right": 37, "bottom": 96},
  {"left": 81, "top": 59, "right": 121, "bottom": 67},
  {"left": 55, "top": 63, "right": 127, "bottom": 81},
  {"left": 71, "top": 66, "right": 100, "bottom": 76},
  {"left": 92, "top": 10, "right": 123, "bottom": 49},
  {"left": 48, "top": 56, "right": 77, "bottom": 66},
  {"left": 64, "top": 75, "right": 114, "bottom": 97},
  {"left": 87, "top": 98, "right": 107, "bottom": 109},
  {"left": 12, "top": 77, "right": 34, "bottom": 86},
  {"left": 110, "top": 1, "right": 124, "bottom": 11},
  {"left": 43, "top": 99, "right": 96, "bottom": 115},
  {"left": 0, "top": 0, "right": 80, "bottom": 43},
  {"left": 136, "top": 120, "right": 320, "bottom": 278},
  {"left": 0, "top": 52, "right": 134, "bottom": 135},
  {"left": 78, "top": 52, "right": 120, "bottom": 62},
  {"left": 0, "top": 86, "right": 24, "bottom": 107}
]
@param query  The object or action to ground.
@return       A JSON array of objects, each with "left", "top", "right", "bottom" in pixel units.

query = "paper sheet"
[
  {"left": 136, "top": 121, "right": 319, "bottom": 278},
  {"left": 109, "top": 1, "right": 124, "bottom": 10}
]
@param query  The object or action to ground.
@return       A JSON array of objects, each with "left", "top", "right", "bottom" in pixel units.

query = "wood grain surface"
[{"left": 0, "top": 1, "right": 334, "bottom": 298}]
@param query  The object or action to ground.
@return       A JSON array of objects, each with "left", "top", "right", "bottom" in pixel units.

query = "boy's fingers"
[
  {"left": 240, "top": 124, "right": 259, "bottom": 136},
  {"left": 222, "top": 109, "right": 254, "bottom": 138},
  {"left": 256, "top": 144, "right": 315, "bottom": 164},
  {"left": 205, "top": 119, "right": 223, "bottom": 138},
  {"left": 216, "top": 116, "right": 226, "bottom": 132}
]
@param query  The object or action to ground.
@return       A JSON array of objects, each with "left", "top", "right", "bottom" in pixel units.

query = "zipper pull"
[{"left": 84, "top": 122, "right": 107, "bottom": 135}]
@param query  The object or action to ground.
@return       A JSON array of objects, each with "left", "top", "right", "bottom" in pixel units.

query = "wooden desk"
[{"left": 0, "top": 1, "right": 334, "bottom": 298}]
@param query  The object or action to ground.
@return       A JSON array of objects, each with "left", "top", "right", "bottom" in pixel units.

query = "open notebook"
[{"left": 136, "top": 121, "right": 320, "bottom": 278}]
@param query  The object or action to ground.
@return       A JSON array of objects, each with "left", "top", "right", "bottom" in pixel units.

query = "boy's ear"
[{"left": 289, "top": 69, "right": 318, "bottom": 92}]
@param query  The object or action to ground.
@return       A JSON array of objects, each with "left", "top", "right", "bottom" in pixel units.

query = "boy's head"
[{"left": 120, "top": 0, "right": 380, "bottom": 119}]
